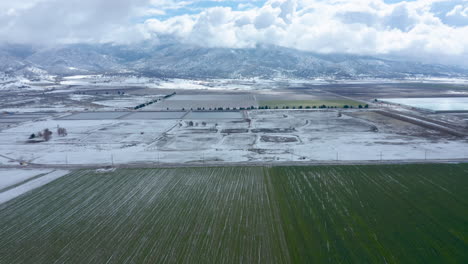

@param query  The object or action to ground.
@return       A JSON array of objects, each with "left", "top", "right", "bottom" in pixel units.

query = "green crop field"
[
  {"left": 258, "top": 99, "right": 362, "bottom": 108},
  {"left": 0, "top": 164, "right": 467, "bottom": 263}
]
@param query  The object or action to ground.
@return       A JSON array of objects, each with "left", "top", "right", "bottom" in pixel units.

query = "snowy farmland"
[
  {"left": 0, "top": 109, "right": 467, "bottom": 166},
  {"left": 0, "top": 169, "right": 52, "bottom": 190},
  {"left": 144, "top": 94, "right": 258, "bottom": 110},
  {"left": 0, "top": 165, "right": 467, "bottom": 263},
  {"left": 382, "top": 97, "right": 468, "bottom": 111},
  {"left": 0, "top": 169, "right": 69, "bottom": 204},
  {"left": 2, "top": 74, "right": 467, "bottom": 264}
]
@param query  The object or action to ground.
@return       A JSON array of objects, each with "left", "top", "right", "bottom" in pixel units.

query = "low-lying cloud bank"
[{"left": 1, "top": 0, "right": 467, "bottom": 66}]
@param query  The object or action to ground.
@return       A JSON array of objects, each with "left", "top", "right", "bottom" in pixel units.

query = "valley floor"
[
  {"left": 1, "top": 108, "right": 467, "bottom": 166},
  {"left": 2, "top": 79, "right": 467, "bottom": 167}
]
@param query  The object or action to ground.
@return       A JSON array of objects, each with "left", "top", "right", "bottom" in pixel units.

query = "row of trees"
[
  {"left": 135, "top": 98, "right": 160, "bottom": 110},
  {"left": 170, "top": 107, "right": 247, "bottom": 111},
  {"left": 185, "top": 121, "right": 207, "bottom": 127},
  {"left": 134, "top": 92, "right": 177, "bottom": 110},
  {"left": 74, "top": 91, "right": 125, "bottom": 95},
  {"left": 28, "top": 127, "right": 67, "bottom": 142},
  {"left": 258, "top": 104, "right": 369, "bottom": 109},
  {"left": 163, "top": 92, "right": 176, "bottom": 99},
  {"left": 184, "top": 107, "right": 239, "bottom": 111},
  {"left": 167, "top": 104, "right": 370, "bottom": 111}
]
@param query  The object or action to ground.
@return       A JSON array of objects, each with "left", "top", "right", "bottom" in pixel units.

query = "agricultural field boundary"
[
  {"left": 1, "top": 159, "right": 468, "bottom": 170},
  {"left": 0, "top": 170, "right": 69, "bottom": 205}
]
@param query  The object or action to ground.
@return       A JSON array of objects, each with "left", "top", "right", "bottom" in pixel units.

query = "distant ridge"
[{"left": 1, "top": 42, "right": 467, "bottom": 80}]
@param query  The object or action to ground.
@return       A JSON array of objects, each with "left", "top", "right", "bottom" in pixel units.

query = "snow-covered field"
[
  {"left": 0, "top": 169, "right": 52, "bottom": 190},
  {"left": 0, "top": 69, "right": 57, "bottom": 92},
  {"left": 92, "top": 95, "right": 163, "bottom": 108},
  {"left": 0, "top": 106, "right": 88, "bottom": 113},
  {"left": 0, "top": 169, "right": 69, "bottom": 204},
  {"left": 0, "top": 109, "right": 466, "bottom": 166},
  {"left": 60, "top": 75, "right": 287, "bottom": 91},
  {"left": 58, "top": 75, "right": 468, "bottom": 89}
]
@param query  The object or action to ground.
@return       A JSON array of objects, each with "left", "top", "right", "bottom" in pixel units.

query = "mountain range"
[{"left": 1, "top": 41, "right": 467, "bottom": 80}]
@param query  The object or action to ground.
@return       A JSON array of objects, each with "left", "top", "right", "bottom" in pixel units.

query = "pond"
[{"left": 382, "top": 97, "right": 468, "bottom": 111}]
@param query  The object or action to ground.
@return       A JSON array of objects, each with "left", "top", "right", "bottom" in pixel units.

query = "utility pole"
[
  {"left": 336, "top": 152, "right": 338, "bottom": 161},
  {"left": 111, "top": 154, "right": 114, "bottom": 167}
]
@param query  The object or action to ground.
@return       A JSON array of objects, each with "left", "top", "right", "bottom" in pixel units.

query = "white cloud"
[
  {"left": 0, "top": 0, "right": 467, "bottom": 66},
  {"left": 137, "top": 8, "right": 166, "bottom": 17},
  {"left": 149, "top": 0, "right": 193, "bottom": 10},
  {"left": 0, "top": 0, "right": 151, "bottom": 45},
  {"left": 254, "top": 9, "right": 278, "bottom": 29},
  {"left": 446, "top": 4, "right": 468, "bottom": 26},
  {"left": 141, "top": 0, "right": 468, "bottom": 66}
]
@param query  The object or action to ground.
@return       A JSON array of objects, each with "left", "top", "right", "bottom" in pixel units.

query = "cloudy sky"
[{"left": 1, "top": 0, "right": 467, "bottom": 65}]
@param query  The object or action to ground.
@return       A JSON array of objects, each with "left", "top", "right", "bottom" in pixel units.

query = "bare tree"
[
  {"left": 57, "top": 127, "right": 68, "bottom": 136},
  {"left": 43, "top": 128, "right": 52, "bottom": 141}
]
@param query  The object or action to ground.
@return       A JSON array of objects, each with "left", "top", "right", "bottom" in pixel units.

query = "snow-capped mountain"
[
  {"left": 0, "top": 45, "right": 56, "bottom": 90},
  {"left": 1, "top": 42, "right": 467, "bottom": 80},
  {"left": 27, "top": 44, "right": 126, "bottom": 75},
  {"left": 130, "top": 44, "right": 468, "bottom": 79}
]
